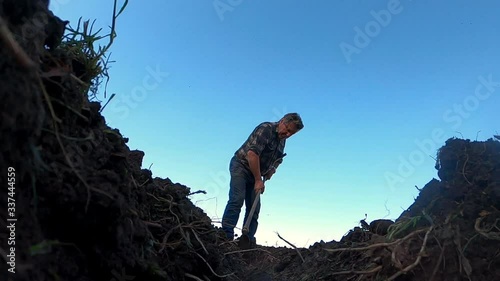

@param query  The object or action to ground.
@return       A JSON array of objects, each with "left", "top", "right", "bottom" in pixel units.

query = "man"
[{"left": 221, "top": 113, "right": 304, "bottom": 244}]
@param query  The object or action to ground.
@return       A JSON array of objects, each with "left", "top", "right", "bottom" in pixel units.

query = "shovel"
[
  {"left": 238, "top": 179, "right": 265, "bottom": 250},
  {"left": 238, "top": 154, "right": 286, "bottom": 249}
]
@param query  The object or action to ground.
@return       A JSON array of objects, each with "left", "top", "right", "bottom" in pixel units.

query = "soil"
[{"left": 1, "top": 1, "right": 499, "bottom": 280}]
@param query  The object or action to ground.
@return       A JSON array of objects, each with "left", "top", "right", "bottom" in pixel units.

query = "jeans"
[{"left": 221, "top": 156, "right": 260, "bottom": 242}]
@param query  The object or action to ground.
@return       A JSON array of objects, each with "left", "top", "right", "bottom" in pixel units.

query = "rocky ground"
[{"left": 1, "top": 1, "right": 499, "bottom": 280}]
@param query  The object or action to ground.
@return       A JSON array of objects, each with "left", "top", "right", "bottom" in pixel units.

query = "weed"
[{"left": 58, "top": 0, "right": 128, "bottom": 100}]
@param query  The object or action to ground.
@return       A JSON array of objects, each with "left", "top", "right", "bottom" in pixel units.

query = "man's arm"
[
  {"left": 263, "top": 153, "right": 286, "bottom": 180},
  {"left": 246, "top": 123, "right": 273, "bottom": 180},
  {"left": 247, "top": 150, "right": 266, "bottom": 193},
  {"left": 246, "top": 150, "right": 262, "bottom": 181}
]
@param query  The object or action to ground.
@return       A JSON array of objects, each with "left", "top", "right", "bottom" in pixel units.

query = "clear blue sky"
[{"left": 52, "top": 0, "right": 499, "bottom": 247}]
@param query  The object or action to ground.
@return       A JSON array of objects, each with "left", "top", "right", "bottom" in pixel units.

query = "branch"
[
  {"left": 185, "top": 273, "right": 204, "bottom": 281},
  {"left": 330, "top": 265, "right": 382, "bottom": 276},
  {"left": 194, "top": 252, "right": 234, "bottom": 278},
  {"left": 276, "top": 232, "right": 305, "bottom": 263},
  {"left": 224, "top": 248, "right": 273, "bottom": 256},
  {"left": 387, "top": 226, "right": 434, "bottom": 281},
  {"left": 143, "top": 221, "right": 162, "bottom": 228},
  {"left": 475, "top": 217, "right": 500, "bottom": 240},
  {"left": 189, "top": 190, "right": 207, "bottom": 196},
  {"left": 192, "top": 229, "right": 209, "bottom": 255},
  {"left": 325, "top": 228, "right": 429, "bottom": 253},
  {"left": 0, "top": 16, "right": 35, "bottom": 69}
]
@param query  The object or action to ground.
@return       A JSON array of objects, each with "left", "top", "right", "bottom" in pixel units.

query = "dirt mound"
[
  {"left": 0, "top": 1, "right": 234, "bottom": 280},
  {"left": 234, "top": 138, "right": 500, "bottom": 281},
  {"left": 1, "top": 1, "right": 499, "bottom": 281}
]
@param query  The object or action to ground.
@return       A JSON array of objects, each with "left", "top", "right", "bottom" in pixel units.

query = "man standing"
[{"left": 221, "top": 113, "right": 304, "bottom": 244}]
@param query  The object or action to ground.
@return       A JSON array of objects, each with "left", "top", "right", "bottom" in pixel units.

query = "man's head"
[{"left": 277, "top": 113, "right": 304, "bottom": 139}]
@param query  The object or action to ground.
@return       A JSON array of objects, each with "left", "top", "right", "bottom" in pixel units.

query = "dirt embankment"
[{"left": 1, "top": 1, "right": 499, "bottom": 281}]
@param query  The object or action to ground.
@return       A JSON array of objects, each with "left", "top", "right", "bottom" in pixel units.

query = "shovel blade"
[{"left": 238, "top": 234, "right": 251, "bottom": 249}]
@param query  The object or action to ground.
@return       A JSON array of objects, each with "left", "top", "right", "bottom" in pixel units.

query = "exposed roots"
[
  {"left": 0, "top": 16, "right": 36, "bottom": 69},
  {"left": 326, "top": 228, "right": 430, "bottom": 253},
  {"left": 330, "top": 265, "right": 382, "bottom": 276},
  {"left": 387, "top": 226, "right": 434, "bottom": 280},
  {"left": 475, "top": 217, "right": 500, "bottom": 240},
  {"left": 38, "top": 76, "right": 113, "bottom": 212},
  {"left": 326, "top": 226, "right": 435, "bottom": 280},
  {"left": 194, "top": 252, "right": 235, "bottom": 279},
  {"left": 224, "top": 248, "right": 273, "bottom": 256},
  {"left": 276, "top": 232, "right": 305, "bottom": 263},
  {"left": 184, "top": 273, "right": 205, "bottom": 281}
]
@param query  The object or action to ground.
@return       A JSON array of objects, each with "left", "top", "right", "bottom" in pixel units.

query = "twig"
[
  {"left": 454, "top": 225, "right": 473, "bottom": 279},
  {"left": 131, "top": 175, "right": 139, "bottom": 188},
  {"left": 69, "top": 73, "right": 88, "bottom": 86},
  {"left": 185, "top": 273, "right": 204, "bottom": 281},
  {"left": 462, "top": 153, "right": 472, "bottom": 185},
  {"left": 330, "top": 265, "right": 382, "bottom": 276},
  {"left": 391, "top": 243, "right": 403, "bottom": 269},
  {"left": 50, "top": 97, "right": 90, "bottom": 122},
  {"left": 488, "top": 250, "right": 500, "bottom": 270},
  {"left": 0, "top": 16, "right": 36, "bottom": 69},
  {"left": 189, "top": 190, "right": 207, "bottom": 196},
  {"left": 387, "top": 226, "right": 434, "bottom": 281},
  {"left": 383, "top": 199, "right": 391, "bottom": 219},
  {"left": 159, "top": 207, "right": 201, "bottom": 253},
  {"left": 41, "top": 128, "right": 94, "bottom": 142},
  {"left": 434, "top": 236, "right": 446, "bottom": 270},
  {"left": 224, "top": 248, "right": 273, "bottom": 256},
  {"left": 276, "top": 232, "right": 305, "bottom": 263},
  {"left": 139, "top": 178, "right": 150, "bottom": 187},
  {"left": 326, "top": 228, "right": 429, "bottom": 253},
  {"left": 429, "top": 245, "right": 445, "bottom": 281},
  {"left": 192, "top": 229, "right": 209, "bottom": 255},
  {"left": 143, "top": 221, "right": 162, "bottom": 228},
  {"left": 475, "top": 217, "right": 500, "bottom": 240},
  {"left": 194, "top": 252, "right": 234, "bottom": 278},
  {"left": 462, "top": 233, "right": 479, "bottom": 253},
  {"left": 99, "top": 93, "right": 116, "bottom": 113},
  {"left": 38, "top": 76, "right": 113, "bottom": 212}
]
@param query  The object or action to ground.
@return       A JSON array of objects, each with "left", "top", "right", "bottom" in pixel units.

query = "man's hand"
[
  {"left": 254, "top": 178, "right": 265, "bottom": 194},
  {"left": 263, "top": 167, "right": 276, "bottom": 181}
]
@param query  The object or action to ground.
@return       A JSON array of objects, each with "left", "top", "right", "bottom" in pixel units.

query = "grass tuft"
[{"left": 57, "top": 0, "right": 128, "bottom": 101}]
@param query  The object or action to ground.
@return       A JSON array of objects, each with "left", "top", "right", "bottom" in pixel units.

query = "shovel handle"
[
  {"left": 242, "top": 179, "right": 265, "bottom": 234},
  {"left": 241, "top": 156, "right": 284, "bottom": 235}
]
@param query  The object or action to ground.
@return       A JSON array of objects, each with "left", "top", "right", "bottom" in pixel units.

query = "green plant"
[
  {"left": 58, "top": 0, "right": 128, "bottom": 100},
  {"left": 387, "top": 210, "right": 434, "bottom": 241},
  {"left": 30, "top": 240, "right": 81, "bottom": 256},
  {"left": 386, "top": 216, "right": 422, "bottom": 241}
]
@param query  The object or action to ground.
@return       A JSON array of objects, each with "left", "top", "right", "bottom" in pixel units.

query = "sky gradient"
[{"left": 51, "top": 0, "right": 499, "bottom": 247}]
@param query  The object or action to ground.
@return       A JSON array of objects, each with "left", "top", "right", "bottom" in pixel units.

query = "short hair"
[{"left": 281, "top": 113, "right": 304, "bottom": 130}]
